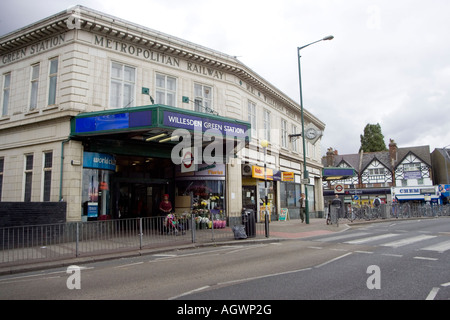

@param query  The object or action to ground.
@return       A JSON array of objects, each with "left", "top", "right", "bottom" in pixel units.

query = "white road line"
[
  {"left": 421, "top": 240, "right": 450, "bottom": 253},
  {"left": 113, "top": 262, "right": 143, "bottom": 269},
  {"left": 381, "top": 253, "right": 403, "bottom": 258},
  {"left": 380, "top": 235, "right": 437, "bottom": 248},
  {"left": 316, "top": 232, "right": 369, "bottom": 242},
  {"left": 314, "top": 252, "right": 352, "bottom": 268},
  {"left": 426, "top": 287, "right": 440, "bottom": 300},
  {"left": 354, "top": 250, "right": 374, "bottom": 254},
  {"left": 345, "top": 233, "right": 398, "bottom": 245},
  {"left": 168, "top": 285, "right": 211, "bottom": 300},
  {"left": 414, "top": 256, "right": 438, "bottom": 261}
]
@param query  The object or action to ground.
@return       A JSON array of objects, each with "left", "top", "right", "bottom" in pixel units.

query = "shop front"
[
  {"left": 71, "top": 104, "right": 250, "bottom": 222},
  {"left": 242, "top": 164, "right": 277, "bottom": 222},
  {"left": 279, "top": 173, "right": 302, "bottom": 220},
  {"left": 392, "top": 186, "right": 441, "bottom": 205}
]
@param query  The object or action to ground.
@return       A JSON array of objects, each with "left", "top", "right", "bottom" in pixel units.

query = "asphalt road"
[{"left": 1, "top": 218, "right": 449, "bottom": 300}]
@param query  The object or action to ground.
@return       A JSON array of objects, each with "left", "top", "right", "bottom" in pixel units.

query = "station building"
[{"left": 0, "top": 6, "right": 325, "bottom": 225}]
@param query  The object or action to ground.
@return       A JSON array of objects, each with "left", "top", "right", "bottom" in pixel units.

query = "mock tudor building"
[
  {"left": 0, "top": 6, "right": 325, "bottom": 224},
  {"left": 322, "top": 140, "right": 439, "bottom": 206}
]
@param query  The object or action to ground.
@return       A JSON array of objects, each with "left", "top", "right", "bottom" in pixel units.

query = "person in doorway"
[
  {"left": 299, "top": 193, "right": 306, "bottom": 223},
  {"left": 159, "top": 194, "right": 173, "bottom": 215}
]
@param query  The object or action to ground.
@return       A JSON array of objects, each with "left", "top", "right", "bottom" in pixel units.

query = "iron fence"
[
  {"left": 342, "top": 203, "right": 450, "bottom": 222},
  {"left": 0, "top": 216, "right": 266, "bottom": 266}
]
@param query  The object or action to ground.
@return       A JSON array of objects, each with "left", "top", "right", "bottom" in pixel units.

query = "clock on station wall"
[{"left": 304, "top": 124, "right": 323, "bottom": 144}]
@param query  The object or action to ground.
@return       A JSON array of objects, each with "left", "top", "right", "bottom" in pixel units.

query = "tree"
[{"left": 359, "top": 123, "right": 387, "bottom": 152}]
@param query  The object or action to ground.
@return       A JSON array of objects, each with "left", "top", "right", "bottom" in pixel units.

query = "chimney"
[
  {"left": 389, "top": 139, "right": 398, "bottom": 163},
  {"left": 326, "top": 147, "right": 336, "bottom": 166}
]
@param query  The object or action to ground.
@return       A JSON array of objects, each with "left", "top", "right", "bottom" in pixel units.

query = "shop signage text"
[
  {"left": 164, "top": 111, "right": 248, "bottom": 138},
  {"left": 83, "top": 152, "right": 116, "bottom": 171},
  {"left": 1, "top": 34, "right": 66, "bottom": 66},
  {"left": 252, "top": 166, "right": 273, "bottom": 180},
  {"left": 94, "top": 35, "right": 224, "bottom": 80}
]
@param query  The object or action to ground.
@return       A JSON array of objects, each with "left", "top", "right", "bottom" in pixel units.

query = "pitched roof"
[{"left": 322, "top": 145, "right": 432, "bottom": 172}]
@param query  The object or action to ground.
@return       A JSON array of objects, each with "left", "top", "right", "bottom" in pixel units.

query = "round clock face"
[{"left": 306, "top": 128, "right": 317, "bottom": 140}]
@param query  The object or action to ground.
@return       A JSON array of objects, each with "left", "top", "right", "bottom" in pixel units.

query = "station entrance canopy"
[
  {"left": 70, "top": 105, "right": 251, "bottom": 159},
  {"left": 322, "top": 167, "right": 356, "bottom": 181}
]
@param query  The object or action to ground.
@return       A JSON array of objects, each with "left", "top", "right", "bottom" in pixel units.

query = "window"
[
  {"left": 194, "top": 83, "right": 213, "bottom": 113},
  {"left": 42, "top": 152, "right": 53, "bottom": 201},
  {"left": 248, "top": 101, "right": 256, "bottom": 137},
  {"left": 404, "top": 163, "right": 420, "bottom": 172},
  {"left": 281, "top": 119, "right": 287, "bottom": 148},
  {"left": 48, "top": 58, "right": 58, "bottom": 105},
  {"left": 110, "top": 62, "right": 135, "bottom": 108},
  {"left": 24, "top": 154, "right": 33, "bottom": 202},
  {"left": 263, "top": 109, "right": 271, "bottom": 141},
  {"left": 2, "top": 73, "right": 11, "bottom": 116},
  {"left": 291, "top": 125, "right": 298, "bottom": 152},
  {"left": 30, "top": 64, "right": 40, "bottom": 110},
  {"left": 155, "top": 73, "right": 176, "bottom": 107},
  {"left": 0, "top": 157, "right": 4, "bottom": 201}
]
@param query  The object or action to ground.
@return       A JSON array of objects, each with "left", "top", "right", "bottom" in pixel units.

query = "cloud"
[{"left": 2, "top": 0, "right": 449, "bottom": 155}]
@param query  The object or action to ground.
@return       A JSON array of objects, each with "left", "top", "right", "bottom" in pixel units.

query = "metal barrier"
[
  {"left": 0, "top": 216, "right": 267, "bottom": 266},
  {"left": 345, "top": 204, "right": 450, "bottom": 222}
]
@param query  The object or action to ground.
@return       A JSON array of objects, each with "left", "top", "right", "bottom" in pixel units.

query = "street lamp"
[
  {"left": 261, "top": 139, "right": 269, "bottom": 237},
  {"left": 298, "top": 35, "right": 333, "bottom": 224}
]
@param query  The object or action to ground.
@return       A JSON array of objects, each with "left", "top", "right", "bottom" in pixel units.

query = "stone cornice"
[{"left": 0, "top": 5, "right": 325, "bottom": 129}]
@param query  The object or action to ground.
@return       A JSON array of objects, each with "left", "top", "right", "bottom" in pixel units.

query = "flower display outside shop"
[{"left": 191, "top": 197, "right": 226, "bottom": 229}]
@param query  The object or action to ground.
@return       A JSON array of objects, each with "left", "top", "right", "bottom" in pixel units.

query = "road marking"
[
  {"left": 380, "top": 235, "right": 436, "bottom": 248},
  {"left": 421, "top": 240, "right": 450, "bottom": 253},
  {"left": 316, "top": 232, "right": 369, "bottom": 242},
  {"left": 114, "top": 262, "right": 143, "bottom": 269},
  {"left": 414, "top": 256, "right": 438, "bottom": 261},
  {"left": 307, "top": 246, "right": 323, "bottom": 250},
  {"left": 171, "top": 266, "right": 314, "bottom": 300},
  {"left": 381, "top": 253, "right": 403, "bottom": 258},
  {"left": 345, "top": 233, "right": 398, "bottom": 245},
  {"left": 426, "top": 287, "right": 440, "bottom": 300},
  {"left": 441, "top": 282, "right": 450, "bottom": 287},
  {"left": 314, "top": 252, "right": 352, "bottom": 268},
  {"left": 169, "top": 285, "right": 211, "bottom": 300},
  {"left": 354, "top": 250, "right": 373, "bottom": 254}
]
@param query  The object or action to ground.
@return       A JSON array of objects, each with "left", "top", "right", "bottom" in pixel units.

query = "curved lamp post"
[{"left": 298, "top": 35, "right": 333, "bottom": 224}]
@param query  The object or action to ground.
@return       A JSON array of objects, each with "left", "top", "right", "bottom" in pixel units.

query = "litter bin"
[{"left": 242, "top": 208, "right": 256, "bottom": 238}]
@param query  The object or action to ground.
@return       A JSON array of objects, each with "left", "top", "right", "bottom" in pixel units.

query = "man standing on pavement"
[{"left": 299, "top": 193, "right": 306, "bottom": 223}]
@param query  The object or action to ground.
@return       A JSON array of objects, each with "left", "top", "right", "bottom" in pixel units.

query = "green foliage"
[{"left": 359, "top": 123, "right": 388, "bottom": 152}]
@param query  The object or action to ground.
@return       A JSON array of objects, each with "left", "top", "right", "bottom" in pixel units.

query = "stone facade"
[{"left": 0, "top": 6, "right": 325, "bottom": 222}]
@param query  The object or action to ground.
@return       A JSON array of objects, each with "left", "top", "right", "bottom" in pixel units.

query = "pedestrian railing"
[
  {"left": 341, "top": 203, "right": 450, "bottom": 222},
  {"left": 0, "top": 216, "right": 266, "bottom": 266}
]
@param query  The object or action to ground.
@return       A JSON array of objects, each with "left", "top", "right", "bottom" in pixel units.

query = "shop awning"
[
  {"left": 395, "top": 195, "right": 439, "bottom": 201},
  {"left": 322, "top": 167, "right": 356, "bottom": 181}
]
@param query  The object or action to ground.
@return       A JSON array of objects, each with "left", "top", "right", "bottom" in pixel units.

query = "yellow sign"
[
  {"left": 282, "top": 172, "right": 294, "bottom": 182},
  {"left": 252, "top": 166, "right": 273, "bottom": 180}
]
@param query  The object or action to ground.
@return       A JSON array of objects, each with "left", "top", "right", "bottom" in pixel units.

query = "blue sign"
[
  {"left": 83, "top": 152, "right": 116, "bottom": 171},
  {"left": 75, "top": 110, "right": 152, "bottom": 134},
  {"left": 87, "top": 202, "right": 98, "bottom": 218}
]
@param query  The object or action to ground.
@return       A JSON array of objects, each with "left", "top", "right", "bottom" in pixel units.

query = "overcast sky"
[{"left": 1, "top": 0, "right": 450, "bottom": 155}]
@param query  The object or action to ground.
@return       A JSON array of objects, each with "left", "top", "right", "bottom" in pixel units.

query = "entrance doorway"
[
  {"left": 116, "top": 182, "right": 166, "bottom": 218},
  {"left": 242, "top": 186, "right": 257, "bottom": 211},
  {"left": 113, "top": 156, "right": 174, "bottom": 219}
]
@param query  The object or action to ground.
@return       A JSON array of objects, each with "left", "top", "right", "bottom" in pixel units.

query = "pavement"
[{"left": 0, "top": 217, "right": 351, "bottom": 275}]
